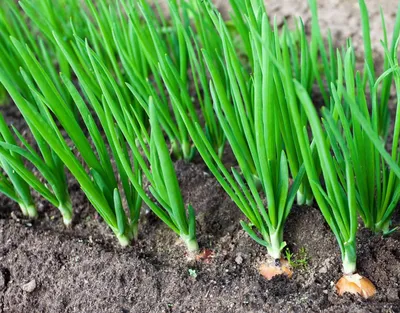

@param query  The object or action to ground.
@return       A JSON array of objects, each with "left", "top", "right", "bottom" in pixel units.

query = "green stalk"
[
  {"left": 342, "top": 242, "right": 357, "bottom": 275},
  {"left": 268, "top": 229, "right": 285, "bottom": 260}
]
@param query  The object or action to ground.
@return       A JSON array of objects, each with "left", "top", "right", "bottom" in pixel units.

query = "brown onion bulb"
[
  {"left": 336, "top": 274, "right": 376, "bottom": 299},
  {"left": 259, "top": 258, "right": 293, "bottom": 280}
]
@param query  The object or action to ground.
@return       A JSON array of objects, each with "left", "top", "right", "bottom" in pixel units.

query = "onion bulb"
[
  {"left": 336, "top": 274, "right": 376, "bottom": 299},
  {"left": 259, "top": 258, "right": 293, "bottom": 280}
]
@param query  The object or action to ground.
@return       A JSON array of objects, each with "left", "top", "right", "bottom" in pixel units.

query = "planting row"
[{"left": 1, "top": 0, "right": 400, "bottom": 299}]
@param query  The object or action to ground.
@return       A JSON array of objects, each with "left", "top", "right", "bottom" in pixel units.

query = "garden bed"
[
  {"left": 1, "top": 145, "right": 400, "bottom": 312},
  {"left": 1, "top": 0, "right": 400, "bottom": 312}
]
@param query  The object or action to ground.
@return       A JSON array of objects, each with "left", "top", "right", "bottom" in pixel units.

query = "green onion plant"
[
  {"left": 220, "top": 0, "right": 316, "bottom": 205},
  {"left": 0, "top": 110, "right": 73, "bottom": 225},
  {"left": 293, "top": 81, "right": 359, "bottom": 275},
  {"left": 73, "top": 36, "right": 200, "bottom": 252},
  {"left": 339, "top": 41, "right": 400, "bottom": 235},
  {"left": 0, "top": 114, "right": 36, "bottom": 218},
  {"left": 0, "top": 37, "right": 142, "bottom": 245},
  {"left": 171, "top": 8, "right": 306, "bottom": 260}
]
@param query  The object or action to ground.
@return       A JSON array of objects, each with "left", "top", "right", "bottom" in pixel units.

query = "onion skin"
[
  {"left": 259, "top": 258, "right": 293, "bottom": 280},
  {"left": 194, "top": 249, "right": 214, "bottom": 263},
  {"left": 336, "top": 274, "right": 376, "bottom": 299}
]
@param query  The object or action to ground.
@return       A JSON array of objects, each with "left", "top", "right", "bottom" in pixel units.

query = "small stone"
[
  {"left": 235, "top": 253, "right": 243, "bottom": 265},
  {"left": 319, "top": 266, "right": 328, "bottom": 274},
  {"left": 387, "top": 288, "right": 399, "bottom": 301},
  {"left": 21, "top": 280, "right": 36, "bottom": 293}
]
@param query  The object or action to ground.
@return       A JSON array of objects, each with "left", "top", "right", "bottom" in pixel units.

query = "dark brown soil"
[{"left": 2, "top": 1, "right": 400, "bottom": 312}]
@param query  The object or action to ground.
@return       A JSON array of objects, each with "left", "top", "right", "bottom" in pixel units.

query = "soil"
[
  {"left": 1, "top": 1, "right": 400, "bottom": 313},
  {"left": 1, "top": 157, "right": 400, "bottom": 313}
]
